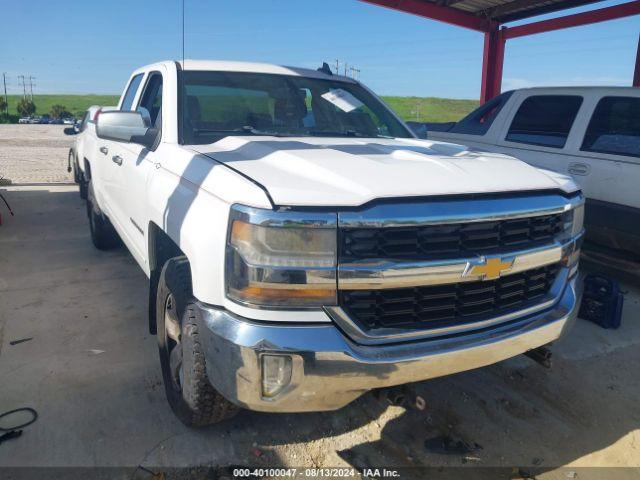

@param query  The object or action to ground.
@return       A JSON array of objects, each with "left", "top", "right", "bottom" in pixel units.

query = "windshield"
[{"left": 180, "top": 70, "right": 412, "bottom": 144}]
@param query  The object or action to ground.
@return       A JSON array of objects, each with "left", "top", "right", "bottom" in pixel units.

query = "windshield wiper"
[
  {"left": 308, "top": 130, "right": 391, "bottom": 139},
  {"left": 193, "top": 126, "right": 296, "bottom": 137}
]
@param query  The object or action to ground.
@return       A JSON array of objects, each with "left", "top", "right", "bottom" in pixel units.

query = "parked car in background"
[
  {"left": 62, "top": 117, "right": 76, "bottom": 125},
  {"left": 28, "top": 116, "right": 41, "bottom": 124},
  {"left": 18, "top": 117, "right": 30, "bottom": 124},
  {"left": 86, "top": 60, "right": 583, "bottom": 426},
  {"left": 421, "top": 87, "right": 640, "bottom": 258},
  {"left": 64, "top": 105, "right": 117, "bottom": 198}
]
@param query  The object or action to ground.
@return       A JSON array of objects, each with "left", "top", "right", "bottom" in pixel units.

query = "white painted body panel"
[
  {"left": 428, "top": 87, "right": 640, "bottom": 211},
  {"left": 192, "top": 135, "right": 577, "bottom": 207},
  {"left": 89, "top": 62, "right": 579, "bottom": 322},
  {"left": 74, "top": 106, "right": 117, "bottom": 175}
]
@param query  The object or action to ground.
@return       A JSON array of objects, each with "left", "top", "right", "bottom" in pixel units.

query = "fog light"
[{"left": 261, "top": 355, "right": 292, "bottom": 398}]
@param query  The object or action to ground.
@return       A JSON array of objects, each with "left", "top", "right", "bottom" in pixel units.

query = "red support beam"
[
  {"left": 359, "top": 0, "right": 495, "bottom": 32},
  {"left": 504, "top": 0, "right": 640, "bottom": 39},
  {"left": 480, "top": 28, "right": 506, "bottom": 103},
  {"left": 634, "top": 34, "right": 640, "bottom": 87}
]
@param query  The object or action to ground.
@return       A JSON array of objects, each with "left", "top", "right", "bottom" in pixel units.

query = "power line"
[
  {"left": 330, "top": 60, "right": 361, "bottom": 80},
  {"left": 28, "top": 76, "right": 35, "bottom": 101},
  {"left": 18, "top": 75, "right": 26, "bottom": 98}
]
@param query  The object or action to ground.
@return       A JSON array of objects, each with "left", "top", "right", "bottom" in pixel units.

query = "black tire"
[
  {"left": 79, "top": 173, "right": 88, "bottom": 200},
  {"left": 156, "top": 257, "right": 239, "bottom": 427},
  {"left": 70, "top": 151, "right": 79, "bottom": 183},
  {"left": 86, "top": 180, "right": 119, "bottom": 250}
]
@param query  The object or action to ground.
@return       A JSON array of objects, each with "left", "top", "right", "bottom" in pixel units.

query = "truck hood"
[{"left": 191, "top": 136, "right": 578, "bottom": 207}]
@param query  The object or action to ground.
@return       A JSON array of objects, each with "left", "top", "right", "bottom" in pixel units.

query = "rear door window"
[
  {"left": 506, "top": 95, "right": 583, "bottom": 148},
  {"left": 120, "top": 74, "right": 144, "bottom": 111},
  {"left": 449, "top": 91, "right": 513, "bottom": 136},
  {"left": 581, "top": 96, "right": 640, "bottom": 158}
]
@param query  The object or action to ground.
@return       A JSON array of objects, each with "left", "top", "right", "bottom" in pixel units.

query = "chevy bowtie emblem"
[{"left": 465, "top": 257, "right": 514, "bottom": 280}]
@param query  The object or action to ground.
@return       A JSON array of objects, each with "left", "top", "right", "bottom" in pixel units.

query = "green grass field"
[
  {"left": 382, "top": 96, "right": 479, "bottom": 123},
  {"left": 2, "top": 94, "right": 478, "bottom": 123},
  {"left": 4, "top": 95, "right": 120, "bottom": 120}
]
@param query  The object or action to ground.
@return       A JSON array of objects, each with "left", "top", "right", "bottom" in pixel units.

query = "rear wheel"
[
  {"left": 79, "top": 173, "right": 87, "bottom": 200},
  {"left": 70, "top": 150, "right": 79, "bottom": 183},
  {"left": 156, "top": 257, "right": 239, "bottom": 426},
  {"left": 86, "top": 180, "right": 119, "bottom": 250}
]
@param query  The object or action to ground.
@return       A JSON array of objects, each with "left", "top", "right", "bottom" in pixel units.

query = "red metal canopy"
[{"left": 360, "top": 0, "right": 640, "bottom": 102}]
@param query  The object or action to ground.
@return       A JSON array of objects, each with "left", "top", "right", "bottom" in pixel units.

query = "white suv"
[{"left": 65, "top": 105, "right": 116, "bottom": 198}]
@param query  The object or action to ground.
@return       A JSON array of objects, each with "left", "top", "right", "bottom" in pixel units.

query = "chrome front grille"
[
  {"left": 339, "top": 213, "right": 564, "bottom": 261},
  {"left": 329, "top": 192, "right": 584, "bottom": 342},
  {"left": 339, "top": 263, "right": 560, "bottom": 331}
]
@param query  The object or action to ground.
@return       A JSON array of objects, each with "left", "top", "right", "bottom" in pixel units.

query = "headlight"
[
  {"left": 560, "top": 198, "right": 585, "bottom": 278},
  {"left": 570, "top": 203, "right": 584, "bottom": 238},
  {"left": 226, "top": 205, "right": 337, "bottom": 308}
]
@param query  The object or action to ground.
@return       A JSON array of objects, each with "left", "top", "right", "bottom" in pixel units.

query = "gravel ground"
[{"left": 0, "top": 124, "right": 74, "bottom": 184}]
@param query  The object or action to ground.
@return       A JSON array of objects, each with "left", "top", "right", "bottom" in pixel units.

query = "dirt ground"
[
  {"left": 0, "top": 124, "right": 74, "bottom": 184},
  {"left": 0, "top": 126, "right": 639, "bottom": 479}
]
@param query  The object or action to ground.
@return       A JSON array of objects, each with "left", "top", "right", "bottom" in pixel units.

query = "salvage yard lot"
[{"left": 1, "top": 125, "right": 640, "bottom": 477}]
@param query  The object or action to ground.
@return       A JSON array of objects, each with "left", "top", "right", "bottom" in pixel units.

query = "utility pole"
[
  {"left": 18, "top": 75, "right": 26, "bottom": 98},
  {"left": 2, "top": 73, "right": 7, "bottom": 115},
  {"left": 28, "top": 76, "right": 35, "bottom": 102},
  {"left": 335, "top": 59, "right": 339, "bottom": 75}
]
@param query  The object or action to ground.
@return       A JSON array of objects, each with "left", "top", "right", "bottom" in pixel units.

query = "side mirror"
[
  {"left": 63, "top": 127, "right": 77, "bottom": 136},
  {"left": 96, "top": 111, "right": 156, "bottom": 149}
]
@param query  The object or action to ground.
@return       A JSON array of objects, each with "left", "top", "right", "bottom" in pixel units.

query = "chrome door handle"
[
  {"left": 99, "top": 146, "right": 109, "bottom": 155},
  {"left": 568, "top": 162, "right": 590, "bottom": 176},
  {"left": 112, "top": 155, "right": 123, "bottom": 166}
]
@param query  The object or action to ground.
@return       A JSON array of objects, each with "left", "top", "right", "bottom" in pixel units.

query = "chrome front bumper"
[{"left": 195, "top": 274, "right": 583, "bottom": 413}]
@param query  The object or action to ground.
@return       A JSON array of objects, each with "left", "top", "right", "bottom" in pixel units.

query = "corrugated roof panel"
[{"left": 419, "top": 0, "right": 606, "bottom": 22}]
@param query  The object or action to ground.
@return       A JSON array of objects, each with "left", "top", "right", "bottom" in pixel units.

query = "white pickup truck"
[
  {"left": 87, "top": 60, "right": 584, "bottom": 426},
  {"left": 66, "top": 105, "right": 117, "bottom": 199},
  {"left": 423, "top": 87, "right": 640, "bottom": 258}
]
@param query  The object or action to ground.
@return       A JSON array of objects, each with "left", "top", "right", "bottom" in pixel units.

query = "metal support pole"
[
  {"left": 634, "top": 33, "right": 640, "bottom": 87},
  {"left": 480, "top": 27, "right": 506, "bottom": 104}
]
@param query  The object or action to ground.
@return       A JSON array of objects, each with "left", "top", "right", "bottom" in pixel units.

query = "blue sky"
[{"left": 2, "top": 0, "right": 638, "bottom": 99}]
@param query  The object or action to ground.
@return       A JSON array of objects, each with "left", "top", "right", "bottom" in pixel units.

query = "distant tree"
[
  {"left": 0, "top": 97, "right": 7, "bottom": 115},
  {"left": 50, "top": 104, "right": 71, "bottom": 119},
  {"left": 17, "top": 98, "right": 36, "bottom": 117}
]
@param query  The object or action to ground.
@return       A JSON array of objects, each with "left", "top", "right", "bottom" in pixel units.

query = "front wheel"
[{"left": 156, "top": 257, "right": 238, "bottom": 426}]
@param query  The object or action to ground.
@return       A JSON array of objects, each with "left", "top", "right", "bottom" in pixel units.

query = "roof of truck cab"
[{"left": 171, "top": 59, "right": 356, "bottom": 82}]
